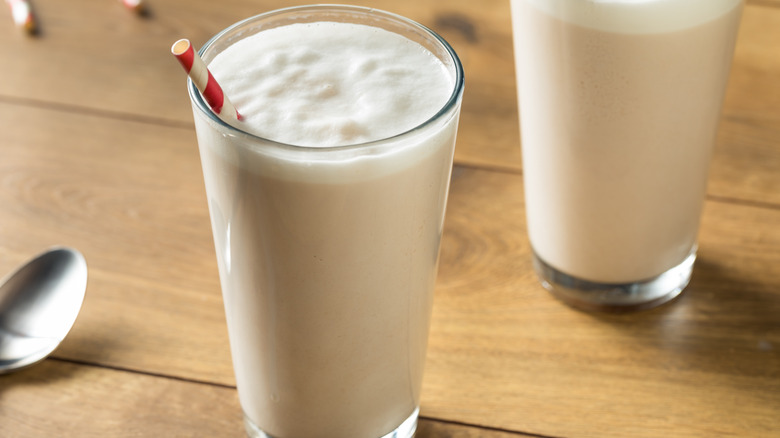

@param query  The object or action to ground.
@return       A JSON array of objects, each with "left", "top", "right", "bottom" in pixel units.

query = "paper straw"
[
  {"left": 171, "top": 39, "right": 242, "bottom": 122},
  {"left": 5, "top": 0, "right": 36, "bottom": 34},
  {"left": 120, "top": 0, "right": 145, "bottom": 14}
]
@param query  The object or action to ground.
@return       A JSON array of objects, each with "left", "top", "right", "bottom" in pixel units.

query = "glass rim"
[{"left": 187, "top": 4, "right": 465, "bottom": 152}]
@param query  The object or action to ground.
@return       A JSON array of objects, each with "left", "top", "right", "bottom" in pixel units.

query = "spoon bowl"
[{"left": 0, "top": 247, "right": 87, "bottom": 374}]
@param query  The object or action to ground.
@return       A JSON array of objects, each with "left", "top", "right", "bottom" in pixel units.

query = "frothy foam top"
[
  {"left": 522, "top": 0, "right": 742, "bottom": 33},
  {"left": 208, "top": 22, "right": 454, "bottom": 147}
]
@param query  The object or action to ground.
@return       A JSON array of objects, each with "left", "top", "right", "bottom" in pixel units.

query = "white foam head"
[
  {"left": 208, "top": 22, "right": 454, "bottom": 147},
  {"left": 523, "top": 0, "right": 742, "bottom": 33}
]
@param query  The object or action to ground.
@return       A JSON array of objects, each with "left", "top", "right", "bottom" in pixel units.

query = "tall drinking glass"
[
  {"left": 186, "top": 5, "right": 464, "bottom": 437},
  {"left": 511, "top": 0, "right": 743, "bottom": 311}
]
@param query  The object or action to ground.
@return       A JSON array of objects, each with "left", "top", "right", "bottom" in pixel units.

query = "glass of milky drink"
[
  {"left": 510, "top": 0, "right": 744, "bottom": 311},
  {"left": 186, "top": 5, "right": 463, "bottom": 438}
]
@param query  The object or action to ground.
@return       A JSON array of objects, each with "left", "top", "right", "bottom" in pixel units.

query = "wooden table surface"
[{"left": 1, "top": 0, "right": 778, "bottom": 437}]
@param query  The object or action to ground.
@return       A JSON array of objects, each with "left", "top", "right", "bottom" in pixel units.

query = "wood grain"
[
  {"left": 748, "top": 0, "right": 780, "bottom": 7},
  {"left": 0, "top": 1, "right": 778, "bottom": 437},
  {"left": 1, "top": 1, "right": 778, "bottom": 206},
  {"left": 417, "top": 419, "right": 538, "bottom": 438},
  {"left": 710, "top": 4, "right": 780, "bottom": 206},
  {"left": 0, "top": 360, "right": 244, "bottom": 437},
  {"left": 0, "top": 0, "right": 518, "bottom": 172},
  {"left": 424, "top": 167, "right": 780, "bottom": 438},
  {"left": 0, "top": 101, "right": 233, "bottom": 383},
  {"left": 1, "top": 102, "right": 778, "bottom": 436},
  {"left": 0, "top": 0, "right": 512, "bottom": 126},
  {"left": 0, "top": 360, "right": 534, "bottom": 438}
]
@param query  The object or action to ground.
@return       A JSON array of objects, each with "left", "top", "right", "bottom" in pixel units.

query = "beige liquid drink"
[
  {"left": 511, "top": 0, "right": 743, "bottom": 310},
  {"left": 188, "top": 6, "right": 463, "bottom": 438}
]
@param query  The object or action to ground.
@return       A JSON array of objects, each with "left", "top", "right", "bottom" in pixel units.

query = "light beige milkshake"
[
  {"left": 511, "top": 0, "right": 743, "bottom": 308},
  {"left": 188, "top": 6, "right": 463, "bottom": 438},
  {"left": 196, "top": 127, "right": 456, "bottom": 437}
]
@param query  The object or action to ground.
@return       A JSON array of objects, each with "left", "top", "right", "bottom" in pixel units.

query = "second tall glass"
[{"left": 511, "top": 0, "right": 744, "bottom": 311}]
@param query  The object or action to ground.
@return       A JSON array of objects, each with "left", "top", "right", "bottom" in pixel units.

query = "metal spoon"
[{"left": 0, "top": 247, "right": 87, "bottom": 374}]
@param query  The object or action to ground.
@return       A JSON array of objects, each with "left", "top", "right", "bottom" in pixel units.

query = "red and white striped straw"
[
  {"left": 5, "top": 0, "right": 36, "bottom": 34},
  {"left": 171, "top": 39, "right": 242, "bottom": 122},
  {"left": 120, "top": 0, "right": 145, "bottom": 14}
]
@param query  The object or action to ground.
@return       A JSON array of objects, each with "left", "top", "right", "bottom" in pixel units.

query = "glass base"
[
  {"left": 244, "top": 407, "right": 419, "bottom": 438},
  {"left": 532, "top": 249, "right": 695, "bottom": 312}
]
